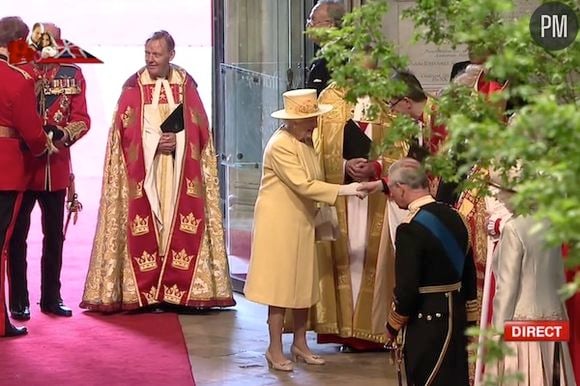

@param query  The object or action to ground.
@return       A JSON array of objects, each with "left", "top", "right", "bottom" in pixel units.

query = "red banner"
[{"left": 504, "top": 320, "right": 570, "bottom": 342}]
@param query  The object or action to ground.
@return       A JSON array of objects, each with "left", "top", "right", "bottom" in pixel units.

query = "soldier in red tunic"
[
  {"left": 8, "top": 23, "right": 90, "bottom": 320},
  {"left": 0, "top": 16, "right": 55, "bottom": 337}
]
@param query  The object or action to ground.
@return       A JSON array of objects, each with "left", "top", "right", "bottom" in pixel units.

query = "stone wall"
[{"left": 379, "top": 0, "right": 540, "bottom": 92}]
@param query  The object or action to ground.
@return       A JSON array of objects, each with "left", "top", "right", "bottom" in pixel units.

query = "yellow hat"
[{"left": 271, "top": 89, "right": 332, "bottom": 119}]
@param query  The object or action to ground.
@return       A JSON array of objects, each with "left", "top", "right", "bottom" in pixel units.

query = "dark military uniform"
[
  {"left": 306, "top": 57, "right": 330, "bottom": 96},
  {"left": 0, "top": 54, "right": 50, "bottom": 336},
  {"left": 386, "top": 196, "right": 478, "bottom": 386},
  {"left": 8, "top": 61, "right": 90, "bottom": 318}
]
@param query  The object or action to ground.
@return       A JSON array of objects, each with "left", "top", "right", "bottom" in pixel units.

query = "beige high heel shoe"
[
  {"left": 291, "top": 345, "right": 326, "bottom": 365},
  {"left": 265, "top": 351, "right": 294, "bottom": 372}
]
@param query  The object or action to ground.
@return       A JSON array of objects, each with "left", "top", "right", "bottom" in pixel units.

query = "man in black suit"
[
  {"left": 360, "top": 158, "right": 478, "bottom": 385},
  {"left": 305, "top": 0, "right": 345, "bottom": 95}
]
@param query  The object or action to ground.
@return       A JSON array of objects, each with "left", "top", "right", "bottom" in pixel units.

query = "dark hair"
[
  {"left": 316, "top": 0, "right": 345, "bottom": 27},
  {"left": 145, "top": 30, "right": 175, "bottom": 52},
  {"left": 32, "top": 22, "right": 43, "bottom": 31},
  {"left": 0, "top": 16, "right": 29, "bottom": 47},
  {"left": 392, "top": 70, "right": 427, "bottom": 102},
  {"left": 40, "top": 32, "right": 54, "bottom": 48}
]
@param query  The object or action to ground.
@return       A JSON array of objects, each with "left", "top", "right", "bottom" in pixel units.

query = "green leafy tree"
[
  {"left": 309, "top": 0, "right": 579, "bottom": 383},
  {"left": 310, "top": 0, "right": 579, "bottom": 293}
]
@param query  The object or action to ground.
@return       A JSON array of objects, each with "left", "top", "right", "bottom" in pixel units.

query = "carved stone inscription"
[
  {"left": 396, "top": 1, "right": 467, "bottom": 92},
  {"left": 394, "top": 0, "right": 540, "bottom": 93}
]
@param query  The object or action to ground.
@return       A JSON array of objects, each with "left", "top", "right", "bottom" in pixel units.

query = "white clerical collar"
[
  {"left": 143, "top": 68, "right": 173, "bottom": 84},
  {"left": 408, "top": 195, "right": 435, "bottom": 213}
]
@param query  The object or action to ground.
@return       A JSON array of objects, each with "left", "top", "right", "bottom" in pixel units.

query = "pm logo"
[{"left": 530, "top": 2, "right": 578, "bottom": 50}]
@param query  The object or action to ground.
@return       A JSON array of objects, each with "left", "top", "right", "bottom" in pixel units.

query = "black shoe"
[
  {"left": 41, "top": 303, "right": 73, "bottom": 317},
  {"left": 339, "top": 345, "right": 358, "bottom": 353},
  {"left": 3, "top": 323, "right": 28, "bottom": 337},
  {"left": 10, "top": 306, "right": 31, "bottom": 321}
]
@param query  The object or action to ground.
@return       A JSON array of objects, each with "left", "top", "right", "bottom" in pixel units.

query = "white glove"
[
  {"left": 46, "top": 131, "right": 59, "bottom": 155},
  {"left": 338, "top": 182, "right": 364, "bottom": 197}
]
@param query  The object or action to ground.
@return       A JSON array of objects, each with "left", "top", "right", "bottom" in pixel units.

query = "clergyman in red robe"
[{"left": 80, "top": 31, "right": 235, "bottom": 312}]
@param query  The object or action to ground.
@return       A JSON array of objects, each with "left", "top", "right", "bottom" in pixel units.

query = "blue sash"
[{"left": 413, "top": 209, "right": 466, "bottom": 277}]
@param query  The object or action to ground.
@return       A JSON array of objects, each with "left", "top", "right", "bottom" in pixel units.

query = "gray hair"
[
  {"left": 316, "top": 0, "right": 346, "bottom": 27},
  {"left": 388, "top": 158, "right": 429, "bottom": 189},
  {"left": 145, "top": 30, "right": 175, "bottom": 51}
]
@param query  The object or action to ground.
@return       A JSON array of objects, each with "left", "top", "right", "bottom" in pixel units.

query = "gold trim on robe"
[
  {"left": 311, "top": 83, "right": 406, "bottom": 343},
  {"left": 80, "top": 65, "right": 234, "bottom": 311}
]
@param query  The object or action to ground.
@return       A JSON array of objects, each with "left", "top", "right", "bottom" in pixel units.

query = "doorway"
[{"left": 213, "top": 0, "right": 316, "bottom": 292}]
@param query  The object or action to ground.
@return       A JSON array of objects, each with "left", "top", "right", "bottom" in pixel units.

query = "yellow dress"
[{"left": 244, "top": 129, "right": 340, "bottom": 309}]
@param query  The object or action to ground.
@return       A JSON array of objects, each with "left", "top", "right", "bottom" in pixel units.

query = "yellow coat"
[{"left": 244, "top": 129, "right": 340, "bottom": 309}]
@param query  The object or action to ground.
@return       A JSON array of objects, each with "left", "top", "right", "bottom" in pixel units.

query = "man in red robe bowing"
[{"left": 80, "top": 30, "right": 235, "bottom": 312}]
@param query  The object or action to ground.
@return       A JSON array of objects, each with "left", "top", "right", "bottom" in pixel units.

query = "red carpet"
[{"left": 0, "top": 176, "right": 196, "bottom": 386}]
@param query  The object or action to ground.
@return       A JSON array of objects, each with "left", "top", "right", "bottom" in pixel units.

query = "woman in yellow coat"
[{"left": 244, "top": 89, "right": 364, "bottom": 371}]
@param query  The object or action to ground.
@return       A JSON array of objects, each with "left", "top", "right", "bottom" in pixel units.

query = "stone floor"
[{"left": 179, "top": 294, "right": 399, "bottom": 385}]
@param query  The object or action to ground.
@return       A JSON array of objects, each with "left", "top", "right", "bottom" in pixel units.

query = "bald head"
[
  {"left": 308, "top": 0, "right": 345, "bottom": 28},
  {"left": 0, "top": 16, "right": 29, "bottom": 47}
]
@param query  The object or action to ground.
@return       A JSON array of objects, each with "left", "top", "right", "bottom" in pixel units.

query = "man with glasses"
[
  {"left": 305, "top": 0, "right": 345, "bottom": 95},
  {"left": 387, "top": 71, "right": 460, "bottom": 206}
]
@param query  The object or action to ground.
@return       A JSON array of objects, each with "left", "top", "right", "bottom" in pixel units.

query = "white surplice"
[
  {"left": 345, "top": 98, "right": 408, "bottom": 306},
  {"left": 141, "top": 70, "right": 186, "bottom": 256}
]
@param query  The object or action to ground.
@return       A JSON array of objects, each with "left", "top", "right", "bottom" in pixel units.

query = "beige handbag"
[{"left": 314, "top": 205, "right": 340, "bottom": 241}]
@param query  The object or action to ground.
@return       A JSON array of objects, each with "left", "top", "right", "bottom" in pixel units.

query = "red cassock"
[
  {"left": 0, "top": 57, "right": 49, "bottom": 336},
  {"left": 17, "top": 62, "right": 90, "bottom": 191}
]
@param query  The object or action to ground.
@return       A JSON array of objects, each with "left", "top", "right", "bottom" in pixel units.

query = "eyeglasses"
[
  {"left": 306, "top": 18, "right": 334, "bottom": 27},
  {"left": 388, "top": 97, "right": 405, "bottom": 110}
]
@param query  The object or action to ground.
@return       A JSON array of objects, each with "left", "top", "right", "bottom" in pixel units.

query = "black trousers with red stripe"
[{"left": 0, "top": 191, "right": 21, "bottom": 336}]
